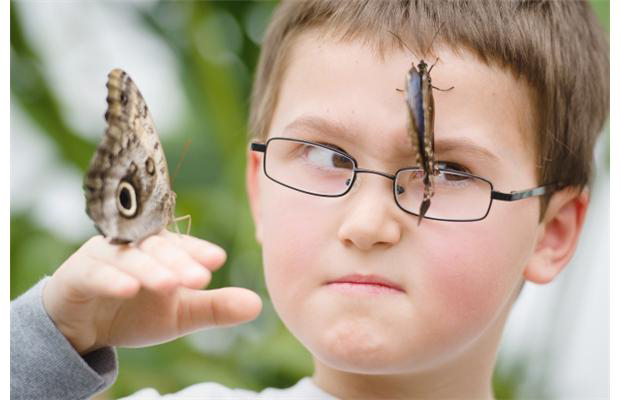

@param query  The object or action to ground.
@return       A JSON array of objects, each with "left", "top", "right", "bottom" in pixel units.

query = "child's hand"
[{"left": 42, "top": 231, "right": 262, "bottom": 355}]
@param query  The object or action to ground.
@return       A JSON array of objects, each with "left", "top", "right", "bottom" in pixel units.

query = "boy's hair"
[{"left": 249, "top": 0, "right": 609, "bottom": 217}]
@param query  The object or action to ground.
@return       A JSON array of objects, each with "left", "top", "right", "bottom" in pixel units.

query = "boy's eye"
[
  {"left": 437, "top": 161, "right": 469, "bottom": 173},
  {"left": 302, "top": 142, "right": 352, "bottom": 169},
  {"left": 434, "top": 161, "right": 473, "bottom": 184},
  {"left": 316, "top": 141, "right": 348, "bottom": 155}
]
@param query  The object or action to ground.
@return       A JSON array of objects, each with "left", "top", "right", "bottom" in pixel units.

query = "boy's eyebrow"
[
  {"left": 283, "top": 116, "right": 499, "bottom": 163},
  {"left": 434, "top": 138, "right": 500, "bottom": 163},
  {"left": 282, "top": 116, "right": 357, "bottom": 140}
]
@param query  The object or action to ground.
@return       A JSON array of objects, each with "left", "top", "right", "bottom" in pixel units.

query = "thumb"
[{"left": 176, "top": 287, "right": 263, "bottom": 334}]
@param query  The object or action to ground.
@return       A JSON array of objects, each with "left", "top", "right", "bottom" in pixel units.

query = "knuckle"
[
  {"left": 82, "top": 259, "right": 104, "bottom": 283},
  {"left": 120, "top": 248, "right": 148, "bottom": 268},
  {"left": 81, "top": 235, "right": 108, "bottom": 255},
  {"left": 151, "top": 272, "right": 179, "bottom": 291},
  {"left": 158, "top": 244, "right": 192, "bottom": 267},
  {"left": 85, "top": 235, "right": 105, "bottom": 246},
  {"left": 142, "top": 236, "right": 189, "bottom": 265},
  {"left": 140, "top": 234, "right": 165, "bottom": 252}
]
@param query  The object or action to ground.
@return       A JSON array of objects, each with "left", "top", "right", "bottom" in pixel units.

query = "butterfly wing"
[
  {"left": 421, "top": 69, "right": 435, "bottom": 177},
  {"left": 406, "top": 64, "right": 425, "bottom": 169},
  {"left": 405, "top": 62, "right": 436, "bottom": 224},
  {"left": 84, "top": 68, "right": 175, "bottom": 243}
]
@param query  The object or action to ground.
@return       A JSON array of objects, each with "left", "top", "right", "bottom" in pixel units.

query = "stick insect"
[{"left": 391, "top": 30, "right": 454, "bottom": 225}]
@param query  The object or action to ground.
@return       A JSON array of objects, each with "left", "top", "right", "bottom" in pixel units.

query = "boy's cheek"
[
  {"left": 259, "top": 189, "right": 331, "bottom": 296},
  {"left": 259, "top": 178, "right": 539, "bottom": 358},
  {"left": 419, "top": 214, "right": 534, "bottom": 335}
]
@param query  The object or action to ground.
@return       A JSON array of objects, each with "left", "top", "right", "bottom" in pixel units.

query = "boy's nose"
[{"left": 337, "top": 174, "right": 402, "bottom": 251}]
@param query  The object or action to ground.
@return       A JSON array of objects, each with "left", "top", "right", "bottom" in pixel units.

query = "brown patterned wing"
[
  {"left": 405, "top": 63, "right": 424, "bottom": 169},
  {"left": 84, "top": 68, "right": 175, "bottom": 243},
  {"left": 422, "top": 72, "right": 435, "bottom": 177},
  {"left": 406, "top": 61, "right": 436, "bottom": 224}
]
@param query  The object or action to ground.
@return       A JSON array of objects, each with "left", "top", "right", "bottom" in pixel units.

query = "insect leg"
[{"left": 432, "top": 85, "right": 455, "bottom": 92}]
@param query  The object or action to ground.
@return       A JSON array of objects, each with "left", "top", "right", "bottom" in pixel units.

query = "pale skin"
[
  {"left": 42, "top": 231, "right": 263, "bottom": 355},
  {"left": 43, "top": 30, "right": 587, "bottom": 399},
  {"left": 246, "top": 31, "right": 588, "bottom": 399}
]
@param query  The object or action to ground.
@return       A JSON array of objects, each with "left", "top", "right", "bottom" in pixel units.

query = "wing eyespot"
[
  {"left": 116, "top": 181, "right": 138, "bottom": 218},
  {"left": 145, "top": 157, "right": 156, "bottom": 175}
]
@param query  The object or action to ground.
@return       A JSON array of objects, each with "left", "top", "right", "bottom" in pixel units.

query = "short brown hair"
[{"left": 249, "top": 0, "right": 609, "bottom": 214}]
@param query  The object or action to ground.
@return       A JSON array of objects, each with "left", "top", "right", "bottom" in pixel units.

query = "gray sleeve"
[{"left": 10, "top": 277, "right": 119, "bottom": 400}]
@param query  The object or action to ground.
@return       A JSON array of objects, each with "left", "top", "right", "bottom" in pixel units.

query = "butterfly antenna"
[
  {"left": 171, "top": 138, "right": 192, "bottom": 185},
  {"left": 388, "top": 30, "right": 416, "bottom": 56},
  {"left": 425, "top": 22, "right": 446, "bottom": 58}
]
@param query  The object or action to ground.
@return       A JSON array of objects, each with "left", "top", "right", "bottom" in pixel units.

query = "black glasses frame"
[{"left": 251, "top": 137, "right": 563, "bottom": 222}]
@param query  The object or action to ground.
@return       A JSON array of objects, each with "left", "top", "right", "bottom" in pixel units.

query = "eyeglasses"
[{"left": 251, "top": 137, "right": 562, "bottom": 222}]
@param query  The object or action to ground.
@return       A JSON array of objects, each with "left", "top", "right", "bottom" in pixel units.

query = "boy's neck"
[
  {"left": 312, "top": 361, "right": 495, "bottom": 399},
  {"left": 311, "top": 302, "right": 511, "bottom": 399}
]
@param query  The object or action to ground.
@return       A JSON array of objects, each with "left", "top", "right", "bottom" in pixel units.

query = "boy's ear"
[
  {"left": 246, "top": 147, "right": 263, "bottom": 244},
  {"left": 523, "top": 188, "right": 589, "bottom": 284}
]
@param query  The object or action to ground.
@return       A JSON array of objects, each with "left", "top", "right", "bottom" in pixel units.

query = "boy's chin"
[
  {"left": 305, "top": 320, "right": 421, "bottom": 375},
  {"left": 311, "top": 342, "right": 415, "bottom": 376}
]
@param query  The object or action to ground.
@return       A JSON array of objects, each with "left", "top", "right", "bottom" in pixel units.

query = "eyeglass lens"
[
  {"left": 264, "top": 138, "right": 493, "bottom": 221},
  {"left": 265, "top": 139, "right": 354, "bottom": 196}
]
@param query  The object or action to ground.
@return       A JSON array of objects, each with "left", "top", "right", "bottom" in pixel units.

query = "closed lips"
[{"left": 327, "top": 274, "right": 404, "bottom": 292}]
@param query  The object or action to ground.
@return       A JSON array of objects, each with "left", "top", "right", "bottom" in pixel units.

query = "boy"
[{"left": 11, "top": 1, "right": 608, "bottom": 398}]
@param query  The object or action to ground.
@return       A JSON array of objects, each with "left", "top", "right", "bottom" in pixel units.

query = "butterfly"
[
  {"left": 83, "top": 68, "right": 176, "bottom": 244},
  {"left": 406, "top": 58, "right": 437, "bottom": 225},
  {"left": 392, "top": 30, "right": 453, "bottom": 224}
]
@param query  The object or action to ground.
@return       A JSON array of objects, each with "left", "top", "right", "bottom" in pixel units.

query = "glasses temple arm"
[
  {"left": 250, "top": 143, "right": 267, "bottom": 153},
  {"left": 491, "top": 183, "right": 563, "bottom": 202}
]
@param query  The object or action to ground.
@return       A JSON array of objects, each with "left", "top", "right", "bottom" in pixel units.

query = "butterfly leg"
[
  {"left": 428, "top": 58, "right": 455, "bottom": 92},
  {"left": 432, "top": 85, "right": 454, "bottom": 92},
  {"left": 172, "top": 214, "right": 192, "bottom": 236}
]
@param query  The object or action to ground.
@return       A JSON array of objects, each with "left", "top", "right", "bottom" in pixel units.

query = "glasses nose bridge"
[
  {"left": 346, "top": 167, "right": 399, "bottom": 211},
  {"left": 353, "top": 167, "right": 396, "bottom": 182}
]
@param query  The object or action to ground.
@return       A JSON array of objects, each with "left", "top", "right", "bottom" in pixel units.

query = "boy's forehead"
[{"left": 272, "top": 30, "right": 536, "bottom": 165}]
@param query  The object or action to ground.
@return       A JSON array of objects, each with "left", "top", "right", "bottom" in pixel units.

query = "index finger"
[{"left": 159, "top": 230, "right": 227, "bottom": 271}]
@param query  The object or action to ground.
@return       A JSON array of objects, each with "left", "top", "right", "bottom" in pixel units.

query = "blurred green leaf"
[{"left": 590, "top": 0, "right": 610, "bottom": 34}]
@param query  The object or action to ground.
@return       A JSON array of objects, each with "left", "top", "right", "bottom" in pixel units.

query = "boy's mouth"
[{"left": 326, "top": 274, "right": 405, "bottom": 294}]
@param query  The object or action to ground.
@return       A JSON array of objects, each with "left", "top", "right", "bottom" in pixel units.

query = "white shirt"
[{"left": 122, "top": 377, "right": 337, "bottom": 399}]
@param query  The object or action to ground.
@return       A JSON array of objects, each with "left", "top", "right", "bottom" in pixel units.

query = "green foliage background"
[{"left": 10, "top": 1, "right": 609, "bottom": 399}]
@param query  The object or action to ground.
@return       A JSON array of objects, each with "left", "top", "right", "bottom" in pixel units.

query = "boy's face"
[{"left": 248, "top": 30, "right": 544, "bottom": 374}]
